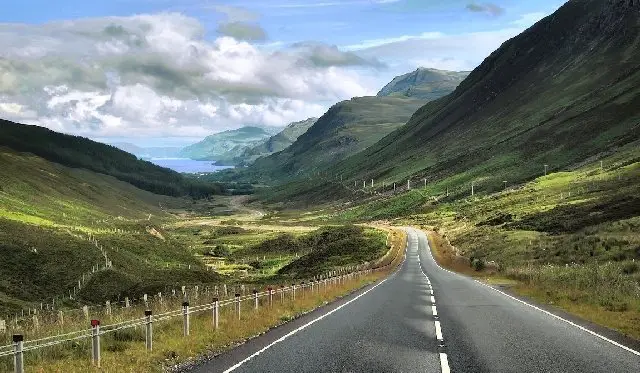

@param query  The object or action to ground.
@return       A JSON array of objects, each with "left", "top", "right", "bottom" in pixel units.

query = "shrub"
[
  {"left": 472, "top": 258, "right": 486, "bottom": 271},
  {"left": 213, "top": 245, "right": 231, "bottom": 257},
  {"left": 622, "top": 261, "right": 639, "bottom": 274}
]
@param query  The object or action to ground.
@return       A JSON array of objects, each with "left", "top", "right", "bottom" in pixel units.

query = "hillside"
[
  {"left": 232, "top": 96, "right": 425, "bottom": 182},
  {"left": 0, "top": 147, "right": 219, "bottom": 314},
  {"left": 377, "top": 67, "right": 469, "bottom": 101},
  {"left": 271, "top": 0, "right": 640, "bottom": 205},
  {"left": 179, "top": 126, "right": 280, "bottom": 163},
  {"left": 0, "top": 120, "right": 223, "bottom": 198},
  {"left": 235, "top": 117, "right": 317, "bottom": 166}
]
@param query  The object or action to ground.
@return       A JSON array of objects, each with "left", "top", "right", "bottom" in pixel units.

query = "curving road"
[{"left": 186, "top": 228, "right": 640, "bottom": 373}]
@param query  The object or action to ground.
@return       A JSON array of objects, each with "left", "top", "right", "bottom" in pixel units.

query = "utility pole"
[{"left": 544, "top": 164, "right": 548, "bottom": 176}]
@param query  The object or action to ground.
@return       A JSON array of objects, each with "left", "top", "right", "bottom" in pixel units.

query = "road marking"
[
  {"left": 222, "top": 255, "right": 404, "bottom": 372},
  {"left": 475, "top": 280, "right": 640, "bottom": 357},
  {"left": 416, "top": 226, "right": 640, "bottom": 357},
  {"left": 439, "top": 353, "right": 451, "bottom": 373},
  {"left": 432, "top": 305, "right": 438, "bottom": 316},
  {"left": 435, "top": 320, "right": 443, "bottom": 340},
  {"left": 430, "top": 295, "right": 435, "bottom": 304}
]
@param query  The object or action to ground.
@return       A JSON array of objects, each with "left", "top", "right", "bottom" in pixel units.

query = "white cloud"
[
  {"left": 347, "top": 28, "right": 524, "bottom": 72},
  {"left": 0, "top": 13, "right": 378, "bottom": 140},
  {"left": 511, "top": 12, "right": 547, "bottom": 28}
]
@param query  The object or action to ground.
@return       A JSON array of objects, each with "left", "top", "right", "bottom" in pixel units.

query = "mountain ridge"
[{"left": 377, "top": 67, "right": 469, "bottom": 100}]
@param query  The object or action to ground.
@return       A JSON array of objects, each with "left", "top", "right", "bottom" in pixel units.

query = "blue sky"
[{"left": 0, "top": 0, "right": 565, "bottom": 146}]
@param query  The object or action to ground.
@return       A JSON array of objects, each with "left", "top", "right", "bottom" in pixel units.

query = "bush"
[
  {"left": 622, "top": 261, "right": 639, "bottom": 274},
  {"left": 213, "top": 245, "right": 231, "bottom": 257},
  {"left": 472, "top": 258, "right": 486, "bottom": 271}
]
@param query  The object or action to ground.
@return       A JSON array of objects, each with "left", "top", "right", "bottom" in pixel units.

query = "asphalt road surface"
[{"left": 187, "top": 228, "right": 640, "bottom": 373}]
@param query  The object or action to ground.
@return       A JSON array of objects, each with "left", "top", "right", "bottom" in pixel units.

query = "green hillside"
[
  {"left": 235, "top": 118, "right": 317, "bottom": 166},
  {"left": 221, "top": 96, "right": 424, "bottom": 183},
  {"left": 267, "top": 0, "right": 640, "bottom": 205},
  {"left": 377, "top": 68, "right": 469, "bottom": 101},
  {"left": 179, "top": 126, "right": 279, "bottom": 163},
  {"left": 0, "top": 147, "right": 218, "bottom": 314},
  {"left": 0, "top": 120, "right": 223, "bottom": 198}
]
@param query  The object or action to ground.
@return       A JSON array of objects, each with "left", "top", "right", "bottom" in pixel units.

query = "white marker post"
[
  {"left": 91, "top": 320, "right": 101, "bottom": 367},
  {"left": 145, "top": 310, "right": 153, "bottom": 351},
  {"left": 182, "top": 302, "right": 190, "bottom": 336}
]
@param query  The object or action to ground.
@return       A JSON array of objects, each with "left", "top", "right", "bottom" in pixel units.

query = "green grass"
[
  {"left": 0, "top": 148, "right": 224, "bottom": 316},
  {"left": 380, "top": 148, "right": 640, "bottom": 339}
]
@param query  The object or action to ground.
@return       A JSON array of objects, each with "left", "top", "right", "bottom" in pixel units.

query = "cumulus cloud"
[
  {"left": 0, "top": 13, "right": 376, "bottom": 140},
  {"left": 466, "top": 3, "right": 505, "bottom": 16}
]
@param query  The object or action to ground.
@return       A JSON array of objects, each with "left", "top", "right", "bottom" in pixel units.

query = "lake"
[{"left": 149, "top": 158, "right": 234, "bottom": 173}]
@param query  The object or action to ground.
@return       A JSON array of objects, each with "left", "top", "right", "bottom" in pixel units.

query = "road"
[{"left": 186, "top": 228, "right": 640, "bottom": 373}]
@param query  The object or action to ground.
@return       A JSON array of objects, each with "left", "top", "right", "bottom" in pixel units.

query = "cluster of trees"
[{"left": 0, "top": 120, "right": 225, "bottom": 198}]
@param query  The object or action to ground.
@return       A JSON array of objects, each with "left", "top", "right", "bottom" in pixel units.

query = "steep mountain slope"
[
  {"left": 235, "top": 117, "right": 317, "bottom": 166},
  {"left": 179, "top": 126, "right": 280, "bottom": 162},
  {"left": 246, "top": 96, "right": 425, "bottom": 181},
  {"left": 0, "top": 147, "right": 217, "bottom": 313},
  {"left": 0, "top": 120, "right": 222, "bottom": 197},
  {"left": 275, "top": 0, "right": 640, "bottom": 204},
  {"left": 377, "top": 68, "right": 469, "bottom": 101}
]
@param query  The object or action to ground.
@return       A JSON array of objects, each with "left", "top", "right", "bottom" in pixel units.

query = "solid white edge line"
[
  {"left": 432, "top": 305, "right": 438, "bottom": 316},
  {"left": 416, "top": 227, "right": 640, "bottom": 357},
  {"left": 475, "top": 280, "right": 640, "bottom": 357},
  {"left": 435, "top": 320, "right": 443, "bottom": 340},
  {"left": 439, "top": 353, "right": 451, "bottom": 373},
  {"left": 223, "top": 240, "right": 408, "bottom": 372}
]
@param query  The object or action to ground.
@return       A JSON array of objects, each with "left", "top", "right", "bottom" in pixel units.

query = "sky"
[{"left": 0, "top": 0, "right": 565, "bottom": 147}]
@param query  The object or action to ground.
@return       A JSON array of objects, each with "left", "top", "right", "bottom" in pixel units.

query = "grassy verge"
[
  {"left": 425, "top": 227, "right": 640, "bottom": 341},
  {"left": 0, "top": 228, "right": 405, "bottom": 372}
]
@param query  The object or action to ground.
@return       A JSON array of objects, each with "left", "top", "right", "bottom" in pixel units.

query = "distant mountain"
[
  {"left": 377, "top": 68, "right": 469, "bottom": 101},
  {"left": 110, "top": 142, "right": 181, "bottom": 159},
  {"left": 235, "top": 118, "right": 317, "bottom": 166},
  {"left": 179, "top": 126, "right": 280, "bottom": 162},
  {"left": 241, "top": 96, "right": 425, "bottom": 181},
  {"left": 0, "top": 119, "right": 224, "bottom": 198},
  {"left": 277, "top": 0, "right": 640, "bottom": 204}
]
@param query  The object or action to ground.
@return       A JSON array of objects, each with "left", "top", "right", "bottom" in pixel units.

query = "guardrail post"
[
  {"left": 182, "top": 302, "right": 190, "bottom": 337},
  {"left": 145, "top": 310, "right": 153, "bottom": 351},
  {"left": 212, "top": 298, "right": 219, "bottom": 329},
  {"left": 291, "top": 284, "right": 296, "bottom": 301},
  {"left": 268, "top": 288, "right": 273, "bottom": 307},
  {"left": 235, "top": 293, "right": 241, "bottom": 320},
  {"left": 13, "top": 334, "right": 24, "bottom": 373},
  {"left": 91, "top": 319, "right": 101, "bottom": 367},
  {"left": 300, "top": 282, "right": 305, "bottom": 298},
  {"left": 253, "top": 289, "right": 259, "bottom": 310},
  {"left": 280, "top": 285, "right": 285, "bottom": 304}
]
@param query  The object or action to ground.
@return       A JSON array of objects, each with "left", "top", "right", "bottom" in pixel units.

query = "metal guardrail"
[{"left": 0, "top": 229, "right": 405, "bottom": 372}]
